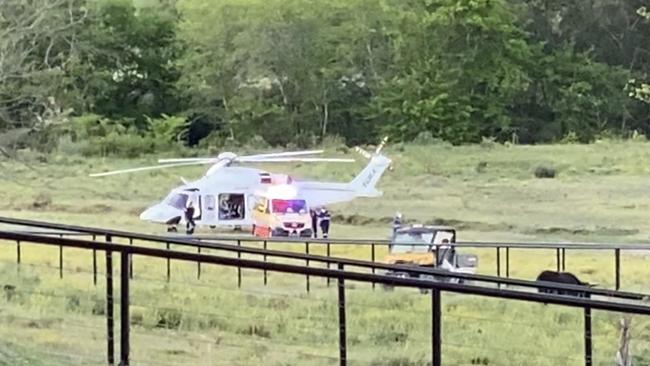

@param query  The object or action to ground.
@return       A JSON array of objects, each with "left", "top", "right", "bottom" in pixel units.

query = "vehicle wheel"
[{"left": 209, "top": 225, "right": 216, "bottom": 229}]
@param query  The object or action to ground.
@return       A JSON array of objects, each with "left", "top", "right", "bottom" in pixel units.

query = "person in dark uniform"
[
  {"left": 310, "top": 209, "right": 318, "bottom": 238},
  {"left": 185, "top": 200, "right": 196, "bottom": 234},
  {"left": 318, "top": 207, "right": 331, "bottom": 238},
  {"left": 392, "top": 212, "right": 402, "bottom": 234}
]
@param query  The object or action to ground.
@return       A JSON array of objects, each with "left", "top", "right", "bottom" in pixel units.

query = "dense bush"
[
  {"left": 2, "top": 0, "right": 650, "bottom": 150},
  {"left": 534, "top": 166, "right": 557, "bottom": 179}
]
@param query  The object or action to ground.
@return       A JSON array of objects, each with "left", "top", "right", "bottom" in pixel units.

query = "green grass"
[{"left": 2, "top": 140, "right": 650, "bottom": 365}]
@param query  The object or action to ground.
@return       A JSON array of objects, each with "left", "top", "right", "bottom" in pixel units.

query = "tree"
[
  {"left": 371, "top": 0, "right": 533, "bottom": 144},
  {"left": 177, "top": 0, "right": 386, "bottom": 146},
  {"left": 630, "top": 6, "right": 650, "bottom": 104},
  {"left": 70, "top": 0, "right": 183, "bottom": 126},
  {"left": 0, "top": 0, "right": 87, "bottom": 132}
]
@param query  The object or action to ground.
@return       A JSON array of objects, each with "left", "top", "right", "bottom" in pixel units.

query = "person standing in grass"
[
  {"left": 393, "top": 212, "right": 402, "bottom": 234},
  {"left": 185, "top": 200, "right": 196, "bottom": 235},
  {"left": 318, "top": 207, "right": 331, "bottom": 238},
  {"left": 310, "top": 208, "right": 318, "bottom": 238}
]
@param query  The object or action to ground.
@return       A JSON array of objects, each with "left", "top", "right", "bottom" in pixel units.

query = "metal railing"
[
  {"left": 2, "top": 229, "right": 650, "bottom": 366},
  {"left": 1, "top": 216, "right": 649, "bottom": 291},
  {"left": 0, "top": 217, "right": 648, "bottom": 300}
]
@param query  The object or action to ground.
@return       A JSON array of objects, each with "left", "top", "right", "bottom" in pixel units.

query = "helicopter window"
[
  {"left": 165, "top": 193, "right": 188, "bottom": 210},
  {"left": 218, "top": 193, "right": 245, "bottom": 220},
  {"left": 271, "top": 199, "right": 306, "bottom": 214},
  {"left": 205, "top": 195, "right": 216, "bottom": 211},
  {"left": 253, "top": 196, "right": 267, "bottom": 212}
]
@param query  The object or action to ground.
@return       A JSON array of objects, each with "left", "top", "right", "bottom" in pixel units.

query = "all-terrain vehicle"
[{"left": 383, "top": 225, "right": 478, "bottom": 292}]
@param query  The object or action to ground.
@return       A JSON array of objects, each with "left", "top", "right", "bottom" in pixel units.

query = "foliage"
[{"left": 2, "top": 0, "right": 650, "bottom": 149}]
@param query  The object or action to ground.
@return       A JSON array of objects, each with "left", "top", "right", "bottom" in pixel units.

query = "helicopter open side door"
[{"left": 207, "top": 191, "right": 251, "bottom": 226}]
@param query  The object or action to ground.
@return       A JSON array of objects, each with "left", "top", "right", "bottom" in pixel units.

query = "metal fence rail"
[
  {"left": 0, "top": 218, "right": 647, "bottom": 302},
  {"left": 2, "top": 230, "right": 650, "bottom": 366},
  {"left": 0, "top": 216, "right": 648, "bottom": 295}
]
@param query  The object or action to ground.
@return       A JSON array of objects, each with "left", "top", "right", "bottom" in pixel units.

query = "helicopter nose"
[{"left": 140, "top": 204, "right": 182, "bottom": 223}]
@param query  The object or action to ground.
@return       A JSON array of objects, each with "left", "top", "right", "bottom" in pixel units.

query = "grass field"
[{"left": 2, "top": 140, "right": 650, "bottom": 365}]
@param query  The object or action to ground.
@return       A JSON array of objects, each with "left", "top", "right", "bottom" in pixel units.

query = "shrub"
[
  {"left": 156, "top": 308, "right": 183, "bottom": 329},
  {"left": 480, "top": 136, "right": 497, "bottom": 149},
  {"left": 476, "top": 161, "right": 488, "bottom": 173},
  {"left": 560, "top": 131, "right": 579, "bottom": 144},
  {"left": 32, "top": 193, "right": 52, "bottom": 209},
  {"left": 631, "top": 129, "right": 647, "bottom": 142},
  {"left": 534, "top": 165, "right": 556, "bottom": 178},
  {"left": 413, "top": 131, "right": 450, "bottom": 146},
  {"left": 65, "top": 294, "right": 81, "bottom": 312},
  {"left": 146, "top": 114, "right": 188, "bottom": 144}
]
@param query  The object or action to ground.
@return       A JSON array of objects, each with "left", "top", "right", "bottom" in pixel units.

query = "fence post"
[
  {"left": 562, "top": 248, "right": 566, "bottom": 271},
  {"left": 16, "top": 240, "right": 20, "bottom": 266},
  {"left": 92, "top": 235, "right": 97, "bottom": 286},
  {"left": 305, "top": 242, "right": 310, "bottom": 293},
  {"left": 432, "top": 289, "right": 441, "bottom": 366},
  {"left": 128, "top": 239, "right": 134, "bottom": 279},
  {"left": 505, "top": 247, "right": 510, "bottom": 278},
  {"left": 166, "top": 242, "right": 171, "bottom": 282},
  {"left": 584, "top": 307, "right": 592, "bottom": 366},
  {"left": 120, "top": 251, "right": 130, "bottom": 366},
  {"left": 556, "top": 248, "right": 561, "bottom": 272},
  {"left": 615, "top": 249, "right": 621, "bottom": 290},
  {"left": 337, "top": 263, "right": 346, "bottom": 366},
  {"left": 237, "top": 239, "right": 242, "bottom": 288},
  {"left": 497, "top": 247, "right": 501, "bottom": 276},
  {"left": 263, "top": 240, "right": 267, "bottom": 286},
  {"left": 197, "top": 246, "right": 202, "bottom": 280},
  {"left": 59, "top": 240, "right": 63, "bottom": 279},
  {"left": 327, "top": 242, "right": 331, "bottom": 287},
  {"left": 105, "top": 248, "right": 114, "bottom": 366},
  {"left": 371, "top": 244, "right": 376, "bottom": 289}
]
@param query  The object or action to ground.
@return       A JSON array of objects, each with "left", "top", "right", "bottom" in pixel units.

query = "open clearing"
[{"left": 2, "top": 141, "right": 650, "bottom": 365}]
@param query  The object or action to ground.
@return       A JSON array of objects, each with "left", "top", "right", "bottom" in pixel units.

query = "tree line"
[{"left": 1, "top": 0, "right": 649, "bottom": 155}]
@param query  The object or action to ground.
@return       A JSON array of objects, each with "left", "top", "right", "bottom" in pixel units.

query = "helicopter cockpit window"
[
  {"left": 218, "top": 193, "right": 245, "bottom": 220},
  {"left": 165, "top": 193, "right": 188, "bottom": 210},
  {"left": 271, "top": 199, "right": 306, "bottom": 214}
]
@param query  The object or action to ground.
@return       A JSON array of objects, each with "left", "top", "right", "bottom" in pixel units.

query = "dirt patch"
[
  {"left": 129, "top": 206, "right": 149, "bottom": 216},
  {"left": 332, "top": 214, "right": 515, "bottom": 232},
  {"left": 525, "top": 226, "right": 638, "bottom": 237},
  {"left": 423, "top": 218, "right": 516, "bottom": 232},
  {"left": 77, "top": 204, "right": 113, "bottom": 214}
]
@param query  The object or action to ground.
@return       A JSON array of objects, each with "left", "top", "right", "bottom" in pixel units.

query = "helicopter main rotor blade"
[
  {"left": 238, "top": 157, "right": 355, "bottom": 163},
  {"left": 157, "top": 150, "right": 324, "bottom": 164},
  {"left": 89, "top": 161, "right": 212, "bottom": 177},
  {"left": 239, "top": 150, "right": 324, "bottom": 160},
  {"left": 157, "top": 158, "right": 217, "bottom": 164}
]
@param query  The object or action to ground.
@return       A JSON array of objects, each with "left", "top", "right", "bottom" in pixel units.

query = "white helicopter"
[{"left": 90, "top": 139, "right": 392, "bottom": 237}]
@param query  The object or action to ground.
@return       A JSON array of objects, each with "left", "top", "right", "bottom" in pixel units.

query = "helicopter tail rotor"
[{"left": 353, "top": 136, "right": 393, "bottom": 171}]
